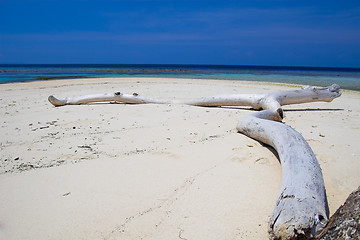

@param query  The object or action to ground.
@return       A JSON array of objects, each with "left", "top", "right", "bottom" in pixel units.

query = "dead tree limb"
[
  {"left": 49, "top": 84, "right": 341, "bottom": 109},
  {"left": 237, "top": 109, "right": 329, "bottom": 239},
  {"left": 182, "top": 84, "right": 341, "bottom": 109},
  {"left": 48, "top": 92, "right": 167, "bottom": 106}
]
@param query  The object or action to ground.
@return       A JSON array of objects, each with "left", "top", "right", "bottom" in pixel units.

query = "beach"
[{"left": 0, "top": 77, "right": 359, "bottom": 240}]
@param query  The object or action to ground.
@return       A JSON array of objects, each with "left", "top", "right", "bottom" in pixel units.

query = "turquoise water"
[{"left": 1, "top": 64, "right": 359, "bottom": 91}]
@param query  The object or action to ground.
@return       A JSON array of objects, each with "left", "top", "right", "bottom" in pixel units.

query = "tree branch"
[
  {"left": 48, "top": 84, "right": 341, "bottom": 109},
  {"left": 237, "top": 109, "right": 329, "bottom": 239}
]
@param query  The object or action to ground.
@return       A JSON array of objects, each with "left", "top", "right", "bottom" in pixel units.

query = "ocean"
[{"left": 0, "top": 64, "right": 359, "bottom": 91}]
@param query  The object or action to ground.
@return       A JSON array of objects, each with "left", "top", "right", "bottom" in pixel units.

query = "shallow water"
[{"left": 1, "top": 64, "right": 359, "bottom": 91}]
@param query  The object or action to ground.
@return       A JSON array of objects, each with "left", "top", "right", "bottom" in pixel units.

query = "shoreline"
[
  {"left": 1, "top": 80, "right": 359, "bottom": 93},
  {"left": 3, "top": 76, "right": 356, "bottom": 91},
  {"left": 1, "top": 78, "right": 359, "bottom": 240},
  {"left": 1, "top": 65, "right": 359, "bottom": 91}
]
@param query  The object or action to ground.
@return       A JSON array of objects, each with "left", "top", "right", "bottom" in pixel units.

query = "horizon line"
[{"left": 1, "top": 63, "right": 359, "bottom": 70}]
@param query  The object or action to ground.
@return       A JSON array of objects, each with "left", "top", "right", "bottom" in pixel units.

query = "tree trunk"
[
  {"left": 237, "top": 109, "right": 329, "bottom": 239},
  {"left": 183, "top": 84, "right": 341, "bottom": 109},
  {"left": 49, "top": 84, "right": 341, "bottom": 109}
]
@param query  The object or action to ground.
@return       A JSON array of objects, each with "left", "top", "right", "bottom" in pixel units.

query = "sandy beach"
[{"left": 0, "top": 77, "right": 359, "bottom": 240}]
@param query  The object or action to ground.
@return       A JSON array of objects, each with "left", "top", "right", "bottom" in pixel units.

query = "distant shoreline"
[
  {"left": 1, "top": 63, "right": 360, "bottom": 70},
  {"left": 1, "top": 64, "right": 359, "bottom": 91}
]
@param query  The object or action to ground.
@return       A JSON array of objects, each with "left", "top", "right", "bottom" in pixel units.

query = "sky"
[{"left": 0, "top": 0, "right": 359, "bottom": 67}]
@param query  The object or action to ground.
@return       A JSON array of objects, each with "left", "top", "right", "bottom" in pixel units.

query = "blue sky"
[{"left": 0, "top": 0, "right": 359, "bottom": 67}]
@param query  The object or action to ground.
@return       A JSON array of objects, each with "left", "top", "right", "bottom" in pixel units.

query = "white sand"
[{"left": 0, "top": 78, "right": 359, "bottom": 240}]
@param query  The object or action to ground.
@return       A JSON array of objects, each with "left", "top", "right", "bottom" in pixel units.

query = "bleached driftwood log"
[
  {"left": 183, "top": 84, "right": 341, "bottom": 109},
  {"left": 49, "top": 84, "right": 341, "bottom": 109},
  {"left": 48, "top": 83, "right": 342, "bottom": 239},
  {"left": 48, "top": 92, "right": 168, "bottom": 106},
  {"left": 237, "top": 109, "right": 330, "bottom": 239}
]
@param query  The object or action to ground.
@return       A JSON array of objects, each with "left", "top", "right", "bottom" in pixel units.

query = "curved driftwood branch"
[
  {"left": 237, "top": 109, "right": 329, "bottom": 239},
  {"left": 49, "top": 84, "right": 341, "bottom": 109}
]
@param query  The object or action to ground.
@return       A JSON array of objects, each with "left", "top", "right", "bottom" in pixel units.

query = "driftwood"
[
  {"left": 48, "top": 84, "right": 341, "bottom": 109},
  {"left": 183, "top": 84, "right": 341, "bottom": 109},
  {"left": 48, "top": 84, "right": 342, "bottom": 239},
  {"left": 48, "top": 92, "right": 168, "bottom": 106},
  {"left": 237, "top": 109, "right": 329, "bottom": 239}
]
